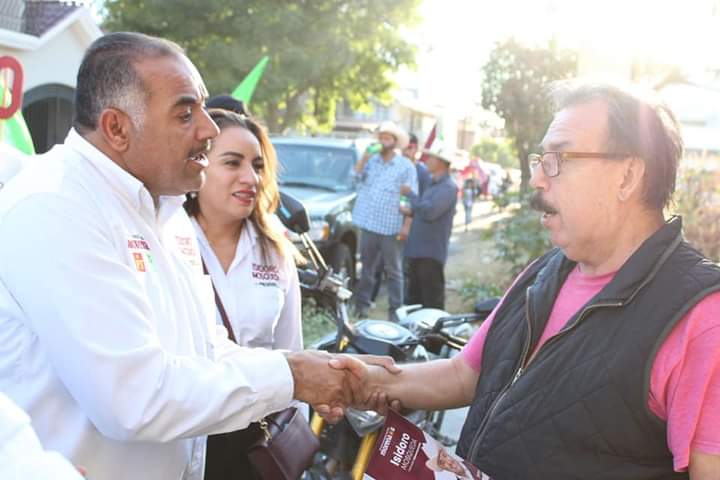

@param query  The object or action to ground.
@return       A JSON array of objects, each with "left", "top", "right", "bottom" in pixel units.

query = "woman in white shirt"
[{"left": 184, "top": 104, "right": 302, "bottom": 479}]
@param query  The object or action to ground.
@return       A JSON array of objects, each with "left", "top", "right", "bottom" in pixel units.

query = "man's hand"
[
  {"left": 400, "top": 184, "right": 413, "bottom": 196},
  {"left": 320, "top": 354, "right": 403, "bottom": 417},
  {"left": 397, "top": 221, "right": 411, "bottom": 240},
  {"left": 285, "top": 350, "right": 365, "bottom": 415},
  {"left": 354, "top": 149, "right": 373, "bottom": 174},
  {"left": 311, "top": 354, "right": 402, "bottom": 422}
]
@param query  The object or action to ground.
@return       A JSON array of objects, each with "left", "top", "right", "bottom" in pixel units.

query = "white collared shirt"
[
  {"left": 0, "top": 130, "right": 294, "bottom": 480},
  {"left": 0, "top": 393, "right": 84, "bottom": 480},
  {"left": 192, "top": 218, "right": 302, "bottom": 351}
]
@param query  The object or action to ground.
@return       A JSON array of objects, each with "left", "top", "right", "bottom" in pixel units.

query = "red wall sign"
[{"left": 0, "top": 56, "right": 24, "bottom": 120}]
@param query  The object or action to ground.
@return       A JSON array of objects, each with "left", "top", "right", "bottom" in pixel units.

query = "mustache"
[
  {"left": 529, "top": 192, "right": 558, "bottom": 214},
  {"left": 189, "top": 139, "right": 212, "bottom": 158}
]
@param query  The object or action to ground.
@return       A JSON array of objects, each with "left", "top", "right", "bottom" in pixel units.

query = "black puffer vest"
[{"left": 457, "top": 217, "right": 720, "bottom": 480}]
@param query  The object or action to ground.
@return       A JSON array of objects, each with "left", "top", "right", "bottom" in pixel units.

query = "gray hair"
[
  {"left": 73, "top": 32, "right": 185, "bottom": 132},
  {"left": 549, "top": 81, "right": 683, "bottom": 210}
]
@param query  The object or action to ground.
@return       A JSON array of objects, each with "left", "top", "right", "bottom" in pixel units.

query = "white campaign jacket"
[
  {"left": 0, "top": 393, "right": 85, "bottom": 480},
  {"left": 192, "top": 218, "right": 302, "bottom": 351},
  {"left": 0, "top": 130, "right": 294, "bottom": 480}
]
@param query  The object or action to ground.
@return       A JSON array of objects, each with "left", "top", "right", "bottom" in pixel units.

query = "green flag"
[
  {"left": 0, "top": 76, "right": 34, "bottom": 155},
  {"left": 1, "top": 113, "right": 35, "bottom": 155},
  {"left": 231, "top": 56, "right": 269, "bottom": 104}
]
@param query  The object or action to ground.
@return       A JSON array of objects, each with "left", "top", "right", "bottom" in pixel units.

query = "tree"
[
  {"left": 471, "top": 137, "right": 517, "bottom": 170},
  {"left": 102, "top": 0, "right": 419, "bottom": 133},
  {"left": 481, "top": 39, "right": 576, "bottom": 190}
]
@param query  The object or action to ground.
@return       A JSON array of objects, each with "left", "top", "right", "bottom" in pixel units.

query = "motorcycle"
[{"left": 277, "top": 191, "right": 498, "bottom": 480}]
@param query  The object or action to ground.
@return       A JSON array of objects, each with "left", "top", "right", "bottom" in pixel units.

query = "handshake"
[{"left": 284, "top": 350, "right": 403, "bottom": 422}]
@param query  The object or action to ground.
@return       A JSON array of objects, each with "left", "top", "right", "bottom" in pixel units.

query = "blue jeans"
[{"left": 355, "top": 229, "right": 404, "bottom": 320}]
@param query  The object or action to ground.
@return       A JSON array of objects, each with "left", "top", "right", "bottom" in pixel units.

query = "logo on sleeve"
[
  {"left": 133, "top": 252, "right": 146, "bottom": 272},
  {"left": 127, "top": 234, "right": 153, "bottom": 272}
]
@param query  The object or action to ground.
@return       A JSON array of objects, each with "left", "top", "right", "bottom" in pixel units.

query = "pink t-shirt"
[{"left": 462, "top": 265, "right": 720, "bottom": 472}]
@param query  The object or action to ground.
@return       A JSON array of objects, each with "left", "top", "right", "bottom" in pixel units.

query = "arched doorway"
[{"left": 22, "top": 84, "right": 75, "bottom": 154}]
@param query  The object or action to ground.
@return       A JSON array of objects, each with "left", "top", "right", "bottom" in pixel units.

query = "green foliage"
[
  {"left": 491, "top": 189, "right": 519, "bottom": 210},
  {"left": 483, "top": 194, "right": 551, "bottom": 276},
  {"left": 301, "top": 296, "right": 336, "bottom": 349},
  {"left": 459, "top": 277, "right": 505, "bottom": 309},
  {"left": 481, "top": 39, "right": 576, "bottom": 190},
  {"left": 102, "top": 0, "right": 420, "bottom": 133},
  {"left": 673, "top": 167, "right": 720, "bottom": 261},
  {"left": 470, "top": 137, "right": 517, "bottom": 170}
]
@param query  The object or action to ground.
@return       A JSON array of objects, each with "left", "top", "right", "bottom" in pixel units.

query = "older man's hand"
[
  {"left": 312, "top": 354, "right": 404, "bottom": 421},
  {"left": 399, "top": 184, "right": 413, "bottom": 196},
  {"left": 284, "top": 350, "right": 369, "bottom": 420},
  {"left": 308, "top": 354, "right": 401, "bottom": 423}
]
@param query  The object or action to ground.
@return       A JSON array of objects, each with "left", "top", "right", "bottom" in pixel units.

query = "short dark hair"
[
  {"left": 206, "top": 95, "right": 250, "bottom": 116},
  {"left": 549, "top": 82, "right": 683, "bottom": 210},
  {"left": 73, "top": 32, "right": 184, "bottom": 132},
  {"left": 408, "top": 133, "right": 418, "bottom": 145}
]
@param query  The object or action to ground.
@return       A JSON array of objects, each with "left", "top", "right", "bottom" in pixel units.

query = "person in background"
[
  {"left": 205, "top": 94, "right": 250, "bottom": 117},
  {"left": 352, "top": 121, "right": 417, "bottom": 321},
  {"left": 371, "top": 132, "right": 432, "bottom": 304},
  {"left": 184, "top": 104, "right": 302, "bottom": 479},
  {"left": 401, "top": 143, "right": 458, "bottom": 310},
  {"left": 462, "top": 177, "right": 476, "bottom": 232},
  {"left": 403, "top": 132, "right": 432, "bottom": 195}
]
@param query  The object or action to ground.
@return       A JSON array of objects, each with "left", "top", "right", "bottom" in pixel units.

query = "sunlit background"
[
  {"left": 400, "top": 0, "right": 720, "bottom": 151},
  {"left": 3, "top": 0, "right": 720, "bottom": 163}
]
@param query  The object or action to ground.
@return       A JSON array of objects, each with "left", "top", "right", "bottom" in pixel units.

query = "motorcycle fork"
[
  {"left": 351, "top": 430, "right": 379, "bottom": 480},
  {"left": 311, "top": 412, "right": 325, "bottom": 437},
  {"left": 310, "top": 334, "right": 349, "bottom": 438}
]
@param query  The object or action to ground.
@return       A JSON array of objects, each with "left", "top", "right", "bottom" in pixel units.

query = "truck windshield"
[{"left": 274, "top": 144, "right": 356, "bottom": 191}]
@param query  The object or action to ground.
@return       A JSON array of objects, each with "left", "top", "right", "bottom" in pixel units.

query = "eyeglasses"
[{"left": 528, "top": 151, "right": 628, "bottom": 177}]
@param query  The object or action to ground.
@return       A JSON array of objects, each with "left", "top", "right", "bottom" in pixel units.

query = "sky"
[{"left": 403, "top": 0, "right": 720, "bottom": 115}]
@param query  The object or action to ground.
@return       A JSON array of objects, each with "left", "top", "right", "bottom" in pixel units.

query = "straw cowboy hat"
[
  {"left": 377, "top": 121, "right": 410, "bottom": 150},
  {"left": 422, "top": 141, "right": 454, "bottom": 164}
]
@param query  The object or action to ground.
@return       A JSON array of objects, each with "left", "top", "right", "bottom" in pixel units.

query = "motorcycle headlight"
[
  {"left": 345, "top": 407, "right": 385, "bottom": 437},
  {"left": 308, "top": 220, "right": 330, "bottom": 241}
]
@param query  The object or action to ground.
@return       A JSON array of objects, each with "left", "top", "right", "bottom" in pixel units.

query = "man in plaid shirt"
[{"left": 352, "top": 121, "right": 418, "bottom": 321}]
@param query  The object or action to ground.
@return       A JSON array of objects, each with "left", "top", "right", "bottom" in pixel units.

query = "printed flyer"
[{"left": 364, "top": 410, "right": 489, "bottom": 480}]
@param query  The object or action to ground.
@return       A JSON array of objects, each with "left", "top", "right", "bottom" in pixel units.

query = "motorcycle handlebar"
[{"left": 431, "top": 312, "right": 484, "bottom": 333}]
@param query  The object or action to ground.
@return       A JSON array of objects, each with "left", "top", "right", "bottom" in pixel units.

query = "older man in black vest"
[{"left": 333, "top": 82, "right": 720, "bottom": 479}]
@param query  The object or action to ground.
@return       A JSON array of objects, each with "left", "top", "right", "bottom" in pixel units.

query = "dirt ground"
[{"left": 366, "top": 200, "right": 513, "bottom": 319}]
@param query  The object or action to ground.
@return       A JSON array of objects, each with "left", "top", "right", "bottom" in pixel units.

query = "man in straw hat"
[
  {"left": 352, "top": 120, "right": 418, "bottom": 320},
  {"left": 400, "top": 142, "right": 457, "bottom": 310}
]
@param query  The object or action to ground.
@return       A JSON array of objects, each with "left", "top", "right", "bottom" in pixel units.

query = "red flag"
[{"left": 418, "top": 122, "right": 437, "bottom": 164}]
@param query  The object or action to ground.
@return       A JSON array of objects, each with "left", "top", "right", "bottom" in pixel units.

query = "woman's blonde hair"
[{"left": 184, "top": 108, "right": 290, "bottom": 262}]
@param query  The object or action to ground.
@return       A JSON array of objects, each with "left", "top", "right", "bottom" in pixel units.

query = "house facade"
[{"left": 0, "top": 0, "right": 101, "bottom": 153}]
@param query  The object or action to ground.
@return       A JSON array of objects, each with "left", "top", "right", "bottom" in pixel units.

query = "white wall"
[{"left": 0, "top": 22, "right": 92, "bottom": 91}]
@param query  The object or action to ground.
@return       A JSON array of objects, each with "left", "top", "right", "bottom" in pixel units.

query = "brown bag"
[
  {"left": 204, "top": 261, "right": 320, "bottom": 479},
  {"left": 247, "top": 407, "right": 320, "bottom": 480}
]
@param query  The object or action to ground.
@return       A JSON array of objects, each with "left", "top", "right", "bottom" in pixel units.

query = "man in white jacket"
[
  {"left": 0, "top": 32, "right": 372, "bottom": 480},
  {"left": 0, "top": 393, "right": 85, "bottom": 480}
]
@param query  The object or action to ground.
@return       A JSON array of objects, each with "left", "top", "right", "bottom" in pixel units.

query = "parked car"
[{"left": 272, "top": 136, "right": 369, "bottom": 285}]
